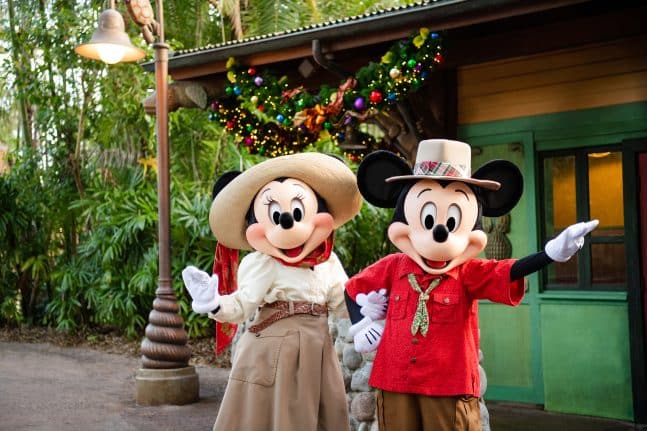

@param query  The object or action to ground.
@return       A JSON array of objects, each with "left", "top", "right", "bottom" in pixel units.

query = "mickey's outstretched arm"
[{"left": 509, "top": 220, "right": 598, "bottom": 281}]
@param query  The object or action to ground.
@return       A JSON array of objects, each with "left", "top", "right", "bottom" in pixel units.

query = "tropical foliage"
[{"left": 0, "top": 0, "right": 396, "bottom": 338}]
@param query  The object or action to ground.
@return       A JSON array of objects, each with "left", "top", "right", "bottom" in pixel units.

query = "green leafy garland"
[{"left": 208, "top": 28, "right": 443, "bottom": 160}]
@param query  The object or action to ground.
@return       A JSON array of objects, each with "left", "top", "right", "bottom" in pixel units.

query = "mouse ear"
[
  {"left": 212, "top": 171, "right": 242, "bottom": 200},
  {"left": 472, "top": 160, "right": 523, "bottom": 217},
  {"left": 357, "top": 151, "right": 412, "bottom": 208}
]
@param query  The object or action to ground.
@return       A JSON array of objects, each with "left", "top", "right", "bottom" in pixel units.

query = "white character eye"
[
  {"left": 420, "top": 203, "right": 437, "bottom": 230},
  {"left": 269, "top": 202, "right": 282, "bottom": 225},
  {"left": 446, "top": 204, "right": 462, "bottom": 232},
  {"left": 291, "top": 198, "right": 305, "bottom": 222}
]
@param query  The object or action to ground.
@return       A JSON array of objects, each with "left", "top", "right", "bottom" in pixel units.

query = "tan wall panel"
[{"left": 458, "top": 36, "right": 647, "bottom": 124}]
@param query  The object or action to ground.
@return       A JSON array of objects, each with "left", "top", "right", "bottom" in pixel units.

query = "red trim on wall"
[{"left": 639, "top": 153, "right": 647, "bottom": 341}]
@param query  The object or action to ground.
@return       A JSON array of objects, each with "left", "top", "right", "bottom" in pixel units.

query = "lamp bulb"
[{"left": 96, "top": 43, "right": 127, "bottom": 64}]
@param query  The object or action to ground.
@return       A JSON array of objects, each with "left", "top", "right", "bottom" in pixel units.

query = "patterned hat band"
[{"left": 413, "top": 161, "right": 469, "bottom": 178}]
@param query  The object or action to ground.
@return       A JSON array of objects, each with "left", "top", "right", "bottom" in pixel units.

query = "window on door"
[{"left": 540, "top": 147, "right": 626, "bottom": 291}]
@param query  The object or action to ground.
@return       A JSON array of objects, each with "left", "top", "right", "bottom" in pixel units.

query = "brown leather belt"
[{"left": 247, "top": 301, "right": 328, "bottom": 334}]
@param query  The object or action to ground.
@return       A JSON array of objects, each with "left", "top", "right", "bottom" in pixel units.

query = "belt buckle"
[{"left": 309, "top": 303, "right": 316, "bottom": 314}]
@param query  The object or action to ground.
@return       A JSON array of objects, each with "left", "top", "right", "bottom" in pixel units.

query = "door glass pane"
[
  {"left": 591, "top": 243, "right": 626, "bottom": 288},
  {"left": 588, "top": 151, "right": 624, "bottom": 236},
  {"left": 543, "top": 156, "right": 577, "bottom": 287},
  {"left": 543, "top": 156, "right": 576, "bottom": 237},
  {"left": 545, "top": 254, "right": 578, "bottom": 287}
]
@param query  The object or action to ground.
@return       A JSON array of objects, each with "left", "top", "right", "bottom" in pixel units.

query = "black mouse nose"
[
  {"left": 433, "top": 224, "right": 449, "bottom": 243},
  {"left": 279, "top": 212, "right": 294, "bottom": 229}
]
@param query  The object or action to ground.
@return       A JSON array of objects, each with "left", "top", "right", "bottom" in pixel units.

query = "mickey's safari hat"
[
  {"left": 358, "top": 139, "right": 523, "bottom": 217},
  {"left": 209, "top": 152, "right": 362, "bottom": 250}
]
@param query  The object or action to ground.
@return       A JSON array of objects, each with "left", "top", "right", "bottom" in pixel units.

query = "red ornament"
[
  {"left": 247, "top": 67, "right": 256, "bottom": 75},
  {"left": 369, "top": 90, "right": 383, "bottom": 104},
  {"left": 434, "top": 54, "right": 443, "bottom": 63},
  {"left": 226, "top": 120, "right": 236, "bottom": 129},
  {"left": 258, "top": 104, "right": 264, "bottom": 112},
  {"left": 244, "top": 137, "right": 254, "bottom": 146}
]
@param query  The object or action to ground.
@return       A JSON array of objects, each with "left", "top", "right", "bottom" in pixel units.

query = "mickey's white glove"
[
  {"left": 348, "top": 316, "right": 383, "bottom": 353},
  {"left": 355, "top": 289, "right": 388, "bottom": 321},
  {"left": 181, "top": 266, "right": 220, "bottom": 314},
  {"left": 545, "top": 220, "right": 599, "bottom": 262}
]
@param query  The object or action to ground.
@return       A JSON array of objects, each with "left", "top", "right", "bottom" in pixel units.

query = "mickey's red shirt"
[{"left": 345, "top": 253, "right": 525, "bottom": 397}]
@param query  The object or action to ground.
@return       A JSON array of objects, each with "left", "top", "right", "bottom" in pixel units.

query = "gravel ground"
[
  {"left": 0, "top": 339, "right": 229, "bottom": 431},
  {"left": 2, "top": 327, "right": 644, "bottom": 431}
]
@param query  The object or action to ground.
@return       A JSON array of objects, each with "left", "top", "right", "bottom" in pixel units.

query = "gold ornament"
[
  {"left": 251, "top": 95, "right": 259, "bottom": 105},
  {"left": 389, "top": 68, "right": 401, "bottom": 79}
]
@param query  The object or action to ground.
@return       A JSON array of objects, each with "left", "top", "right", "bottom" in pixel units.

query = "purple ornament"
[
  {"left": 414, "top": 64, "right": 423, "bottom": 72},
  {"left": 254, "top": 76, "right": 264, "bottom": 86},
  {"left": 354, "top": 97, "right": 366, "bottom": 111},
  {"left": 343, "top": 115, "right": 352, "bottom": 125}
]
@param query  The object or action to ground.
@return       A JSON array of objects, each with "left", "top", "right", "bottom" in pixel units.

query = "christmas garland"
[{"left": 208, "top": 28, "right": 443, "bottom": 160}]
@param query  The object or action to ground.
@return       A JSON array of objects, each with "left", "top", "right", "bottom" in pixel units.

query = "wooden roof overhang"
[
  {"left": 144, "top": 0, "right": 646, "bottom": 84},
  {"left": 140, "top": 0, "right": 646, "bottom": 157}
]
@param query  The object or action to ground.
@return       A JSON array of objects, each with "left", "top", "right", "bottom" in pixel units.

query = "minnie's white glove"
[
  {"left": 355, "top": 289, "right": 388, "bottom": 321},
  {"left": 348, "top": 316, "right": 384, "bottom": 353},
  {"left": 181, "top": 266, "right": 220, "bottom": 314},
  {"left": 545, "top": 220, "right": 599, "bottom": 262}
]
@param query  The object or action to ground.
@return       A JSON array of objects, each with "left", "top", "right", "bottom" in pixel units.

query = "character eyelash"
[
  {"left": 262, "top": 195, "right": 276, "bottom": 206},
  {"left": 294, "top": 192, "right": 305, "bottom": 201}
]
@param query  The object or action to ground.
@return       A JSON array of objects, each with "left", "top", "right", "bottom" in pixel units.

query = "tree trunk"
[{"left": 7, "top": 0, "right": 34, "bottom": 149}]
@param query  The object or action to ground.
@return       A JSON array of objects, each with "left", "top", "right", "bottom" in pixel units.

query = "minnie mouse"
[
  {"left": 182, "top": 152, "right": 362, "bottom": 431},
  {"left": 344, "top": 139, "right": 598, "bottom": 431}
]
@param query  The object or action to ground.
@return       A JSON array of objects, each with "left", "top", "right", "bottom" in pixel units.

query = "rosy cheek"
[
  {"left": 312, "top": 213, "right": 334, "bottom": 231},
  {"left": 387, "top": 222, "right": 411, "bottom": 244},
  {"left": 245, "top": 224, "right": 267, "bottom": 247}
]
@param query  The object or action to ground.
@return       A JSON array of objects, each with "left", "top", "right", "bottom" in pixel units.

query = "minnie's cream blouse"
[{"left": 209, "top": 251, "right": 349, "bottom": 323}]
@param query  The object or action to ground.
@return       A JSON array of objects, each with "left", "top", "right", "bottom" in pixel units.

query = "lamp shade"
[{"left": 75, "top": 8, "right": 145, "bottom": 64}]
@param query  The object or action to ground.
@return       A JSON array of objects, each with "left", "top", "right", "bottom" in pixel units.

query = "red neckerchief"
[{"left": 274, "top": 234, "right": 334, "bottom": 268}]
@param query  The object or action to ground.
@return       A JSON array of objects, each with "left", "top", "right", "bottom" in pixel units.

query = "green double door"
[{"left": 463, "top": 110, "right": 647, "bottom": 422}]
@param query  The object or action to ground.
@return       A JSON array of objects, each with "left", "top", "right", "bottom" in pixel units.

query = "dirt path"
[{"left": 0, "top": 342, "right": 229, "bottom": 431}]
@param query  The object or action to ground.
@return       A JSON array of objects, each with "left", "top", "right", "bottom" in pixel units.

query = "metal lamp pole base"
[{"left": 135, "top": 366, "right": 199, "bottom": 406}]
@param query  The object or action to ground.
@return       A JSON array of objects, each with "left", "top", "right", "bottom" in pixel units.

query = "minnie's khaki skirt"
[{"left": 213, "top": 306, "right": 350, "bottom": 431}]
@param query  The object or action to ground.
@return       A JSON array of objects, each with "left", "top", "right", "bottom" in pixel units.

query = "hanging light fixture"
[{"left": 75, "top": 4, "right": 145, "bottom": 64}]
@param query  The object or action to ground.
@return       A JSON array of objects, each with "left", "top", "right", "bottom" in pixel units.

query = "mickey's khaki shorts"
[{"left": 377, "top": 389, "right": 481, "bottom": 431}]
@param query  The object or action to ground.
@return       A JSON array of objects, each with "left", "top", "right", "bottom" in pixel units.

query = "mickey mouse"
[
  {"left": 344, "top": 139, "right": 598, "bottom": 431},
  {"left": 182, "top": 152, "right": 362, "bottom": 431}
]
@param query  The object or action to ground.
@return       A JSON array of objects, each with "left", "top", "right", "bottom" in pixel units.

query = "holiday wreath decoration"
[{"left": 208, "top": 28, "right": 443, "bottom": 160}]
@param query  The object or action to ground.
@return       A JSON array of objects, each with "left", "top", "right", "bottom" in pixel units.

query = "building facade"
[{"left": 152, "top": 0, "right": 647, "bottom": 423}]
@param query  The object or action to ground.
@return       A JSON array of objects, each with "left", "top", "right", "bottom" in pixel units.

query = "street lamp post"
[{"left": 75, "top": 0, "right": 199, "bottom": 406}]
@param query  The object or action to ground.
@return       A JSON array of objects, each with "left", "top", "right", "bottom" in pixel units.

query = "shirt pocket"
[
  {"left": 431, "top": 292, "right": 459, "bottom": 324},
  {"left": 230, "top": 330, "right": 296, "bottom": 387},
  {"left": 387, "top": 289, "right": 409, "bottom": 320}
]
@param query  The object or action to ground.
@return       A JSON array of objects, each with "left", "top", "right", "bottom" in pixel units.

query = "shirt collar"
[{"left": 397, "top": 254, "right": 460, "bottom": 281}]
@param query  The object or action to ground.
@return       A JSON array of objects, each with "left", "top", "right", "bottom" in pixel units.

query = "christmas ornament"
[
  {"left": 369, "top": 90, "right": 383, "bottom": 104},
  {"left": 354, "top": 97, "right": 366, "bottom": 111}
]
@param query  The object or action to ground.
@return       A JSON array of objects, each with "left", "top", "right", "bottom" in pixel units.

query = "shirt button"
[
  {"left": 410, "top": 357, "right": 417, "bottom": 363},
  {"left": 412, "top": 338, "right": 419, "bottom": 345},
  {"left": 395, "top": 295, "right": 400, "bottom": 301},
  {"left": 443, "top": 297, "right": 450, "bottom": 304}
]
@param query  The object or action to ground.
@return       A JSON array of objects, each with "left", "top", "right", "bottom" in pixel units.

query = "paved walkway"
[{"left": 0, "top": 341, "right": 644, "bottom": 431}]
